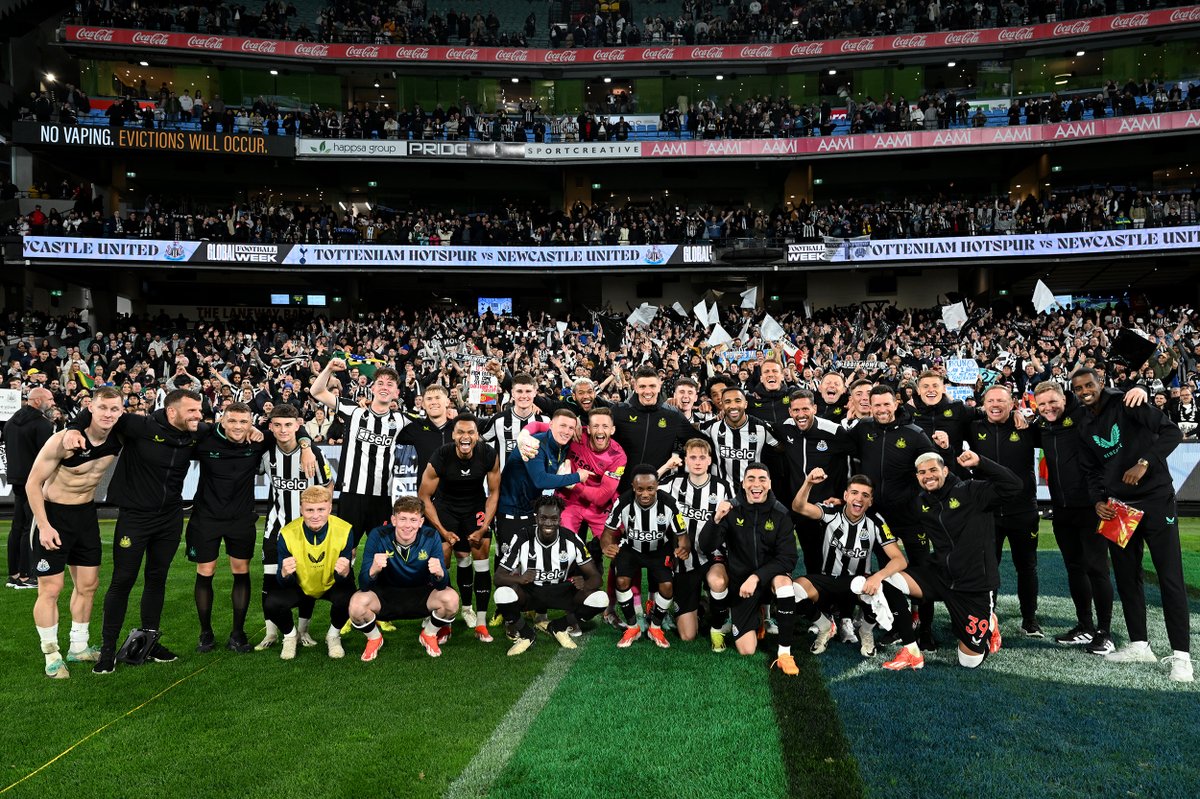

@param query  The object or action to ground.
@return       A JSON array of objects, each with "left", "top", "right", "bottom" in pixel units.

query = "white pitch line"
[{"left": 445, "top": 639, "right": 585, "bottom": 799}]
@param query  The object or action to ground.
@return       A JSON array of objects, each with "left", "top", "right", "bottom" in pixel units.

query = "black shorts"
[
  {"left": 437, "top": 504, "right": 489, "bottom": 553},
  {"left": 673, "top": 562, "right": 712, "bottom": 615},
  {"left": 186, "top": 513, "right": 258, "bottom": 563},
  {"left": 729, "top": 579, "right": 773, "bottom": 641},
  {"left": 514, "top": 582, "right": 579, "bottom": 613},
  {"left": 372, "top": 584, "right": 437, "bottom": 620},
  {"left": 614, "top": 546, "right": 673, "bottom": 586},
  {"left": 905, "top": 565, "right": 995, "bottom": 654},
  {"left": 337, "top": 492, "right": 394, "bottom": 546},
  {"left": 31, "top": 501, "right": 101, "bottom": 577},
  {"left": 803, "top": 573, "right": 858, "bottom": 603}
]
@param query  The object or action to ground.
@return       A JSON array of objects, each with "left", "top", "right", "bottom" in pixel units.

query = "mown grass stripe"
[
  {"left": 769, "top": 649, "right": 866, "bottom": 799},
  {"left": 444, "top": 641, "right": 584, "bottom": 799}
]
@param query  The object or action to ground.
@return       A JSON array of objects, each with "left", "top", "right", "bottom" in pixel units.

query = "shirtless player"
[{"left": 26, "top": 387, "right": 124, "bottom": 678}]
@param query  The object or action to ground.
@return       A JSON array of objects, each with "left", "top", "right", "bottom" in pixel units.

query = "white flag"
[
  {"left": 672, "top": 302, "right": 688, "bottom": 317},
  {"left": 627, "top": 303, "right": 658, "bottom": 327},
  {"left": 707, "top": 302, "right": 720, "bottom": 327},
  {"left": 737, "top": 318, "right": 751, "bottom": 342},
  {"left": 740, "top": 286, "right": 758, "bottom": 309},
  {"left": 1033, "top": 280, "right": 1056, "bottom": 314},
  {"left": 693, "top": 300, "right": 710, "bottom": 327},
  {"left": 941, "top": 302, "right": 968, "bottom": 332},
  {"left": 706, "top": 323, "right": 733, "bottom": 347},
  {"left": 760, "top": 313, "right": 786, "bottom": 342},
  {"left": 555, "top": 321, "right": 568, "bottom": 336}
]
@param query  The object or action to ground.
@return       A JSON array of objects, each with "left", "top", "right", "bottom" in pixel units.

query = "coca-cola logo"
[
  {"left": 890, "top": 34, "right": 927, "bottom": 48},
  {"left": 75, "top": 28, "right": 115, "bottom": 41},
  {"left": 787, "top": 42, "right": 824, "bottom": 56},
  {"left": 1109, "top": 12, "right": 1150, "bottom": 28},
  {"left": 495, "top": 49, "right": 529, "bottom": 62},
  {"left": 1052, "top": 20, "right": 1092, "bottom": 35},
  {"left": 345, "top": 45, "right": 380, "bottom": 58},
  {"left": 543, "top": 50, "right": 578, "bottom": 62},
  {"left": 640, "top": 47, "right": 674, "bottom": 60},
  {"left": 996, "top": 26, "right": 1035, "bottom": 41},
  {"left": 186, "top": 35, "right": 225, "bottom": 50},
  {"left": 593, "top": 49, "right": 626, "bottom": 62},
  {"left": 294, "top": 42, "right": 329, "bottom": 56},
  {"left": 393, "top": 46, "right": 429, "bottom": 59},
  {"left": 689, "top": 46, "right": 725, "bottom": 59},
  {"left": 739, "top": 45, "right": 773, "bottom": 58},
  {"left": 131, "top": 32, "right": 169, "bottom": 45},
  {"left": 240, "top": 40, "right": 278, "bottom": 53},
  {"left": 446, "top": 47, "right": 480, "bottom": 60},
  {"left": 839, "top": 38, "right": 875, "bottom": 52},
  {"left": 1169, "top": 7, "right": 1200, "bottom": 22},
  {"left": 944, "top": 30, "right": 982, "bottom": 45}
]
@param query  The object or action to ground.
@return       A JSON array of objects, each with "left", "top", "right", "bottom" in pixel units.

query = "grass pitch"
[{"left": 0, "top": 519, "right": 1197, "bottom": 798}]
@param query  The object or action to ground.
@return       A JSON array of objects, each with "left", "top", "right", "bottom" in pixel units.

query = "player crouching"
[
  {"left": 349, "top": 496, "right": 458, "bottom": 660},
  {"left": 266, "top": 486, "right": 355, "bottom": 661},
  {"left": 494, "top": 496, "right": 606, "bottom": 656},
  {"left": 790, "top": 469, "right": 909, "bottom": 659}
]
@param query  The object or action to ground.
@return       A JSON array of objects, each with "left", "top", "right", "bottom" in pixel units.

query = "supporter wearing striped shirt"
[
  {"left": 311, "top": 357, "right": 409, "bottom": 547},
  {"left": 601, "top": 465, "right": 690, "bottom": 650},
  {"left": 790, "top": 468, "right": 908, "bottom": 660},
  {"left": 660, "top": 438, "right": 733, "bottom": 649}
]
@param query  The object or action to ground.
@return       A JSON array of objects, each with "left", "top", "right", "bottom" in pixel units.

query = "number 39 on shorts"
[{"left": 964, "top": 615, "right": 990, "bottom": 636}]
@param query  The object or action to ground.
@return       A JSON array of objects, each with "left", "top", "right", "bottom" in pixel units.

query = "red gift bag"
[{"left": 1096, "top": 499, "right": 1144, "bottom": 549}]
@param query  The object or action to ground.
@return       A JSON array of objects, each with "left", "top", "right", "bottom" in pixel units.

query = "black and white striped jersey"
[
  {"left": 261, "top": 445, "right": 332, "bottom": 574},
  {"left": 663, "top": 474, "right": 733, "bottom": 571},
  {"left": 500, "top": 528, "right": 592, "bottom": 586},
  {"left": 818, "top": 506, "right": 895, "bottom": 578},
  {"left": 483, "top": 407, "right": 549, "bottom": 457},
  {"left": 604, "top": 489, "right": 687, "bottom": 553},
  {"left": 333, "top": 398, "right": 409, "bottom": 497},
  {"left": 700, "top": 416, "right": 779, "bottom": 486}
]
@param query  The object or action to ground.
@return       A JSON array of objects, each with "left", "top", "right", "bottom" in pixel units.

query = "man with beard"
[
  {"left": 701, "top": 387, "right": 779, "bottom": 489},
  {"left": 876, "top": 450, "right": 1020, "bottom": 671},
  {"left": 839, "top": 385, "right": 938, "bottom": 649},
  {"left": 778, "top": 389, "right": 845, "bottom": 573},
  {"left": 418, "top": 413, "right": 500, "bottom": 642},
  {"left": 1072, "top": 367, "right": 1191, "bottom": 682}
]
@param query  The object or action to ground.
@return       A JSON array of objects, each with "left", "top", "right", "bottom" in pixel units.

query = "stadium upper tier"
[
  {"left": 57, "top": 4, "right": 1200, "bottom": 68},
  {"left": 66, "top": 0, "right": 1200, "bottom": 48},
  {"left": 31, "top": 81, "right": 1199, "bottom": 141}
]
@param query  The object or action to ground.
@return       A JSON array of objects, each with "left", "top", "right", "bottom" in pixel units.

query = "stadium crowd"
[
  {"left": 69, "top": 0, "right": 1198, "bottom": 47},
  {"left": 22, "top": 77, "right": 1199, "bottom": 144},
  {"left": 2, "top": 295, "right": 1196, "bottom": 681},
  {"left": 8, "top": 188, "right": 1200, "bottom": 244}
]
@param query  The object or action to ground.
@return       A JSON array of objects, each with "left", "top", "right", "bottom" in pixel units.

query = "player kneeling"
[
  {"left": 349, "top": 496, "right": 459, "bottom": 661},
  {"left": 697, "top": 464, "right": 799, "bottom": 674},
  {"left": 791, "top": 470, "right": 909, "bottom": 658},
  {"left": 872, "top": 451, "right": 1021, "bottom": 671},
  {"left": 266, "top": 486, "right": 355, "bottom": 661},
  {"left": 494, "top": 496, "right": 606, "bottom": 656}
]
